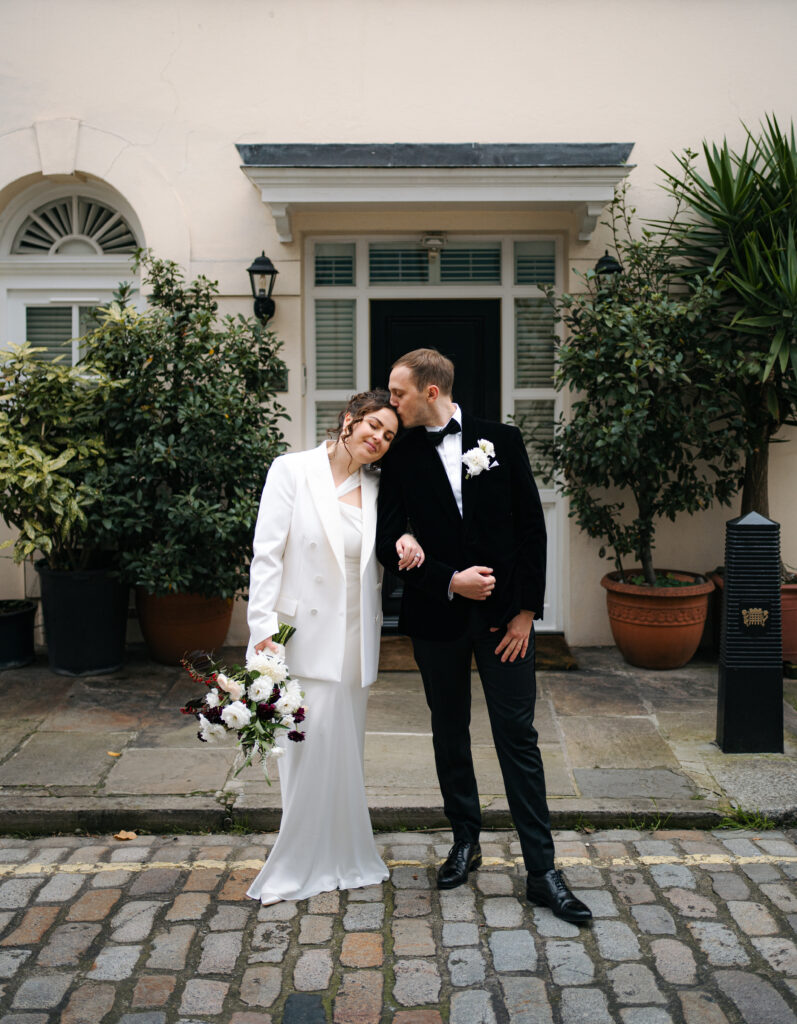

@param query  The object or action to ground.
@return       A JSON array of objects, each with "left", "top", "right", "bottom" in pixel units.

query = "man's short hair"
[{"left": 391, "top": 348, "right": 455, "bottom": 396}]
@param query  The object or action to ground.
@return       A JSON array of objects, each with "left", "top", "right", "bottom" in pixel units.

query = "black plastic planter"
[
  {"left": 0, "top": 599, "right": 37, "bottom": 670},
  {"left": 35, "top": 562, "right": 129, "bottom": 676}
]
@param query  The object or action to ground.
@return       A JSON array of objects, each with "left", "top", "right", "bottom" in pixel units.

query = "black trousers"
[{"left": 412, "top": 615, "right": 555, "bottom": 874}]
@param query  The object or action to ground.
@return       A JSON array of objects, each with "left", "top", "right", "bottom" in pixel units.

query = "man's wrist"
[{"left": 447, "top": 571, "right": 459, "bottom": 600}]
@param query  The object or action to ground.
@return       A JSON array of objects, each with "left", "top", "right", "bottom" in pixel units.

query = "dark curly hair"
[{"left": 329, "top": 389, "right": 399, "bottom": 467}]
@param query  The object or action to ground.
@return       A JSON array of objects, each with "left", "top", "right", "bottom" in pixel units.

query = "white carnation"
[
  {"left": 246, "top": 650, "right": 289, "bottom": 683},
  {"left": 205, "top": 688, "right": 221, "bottom": 708},
  {"left": 247, "top": 678, "right": 275, "bottom": 703},
  {"left": 462, "top": 448, "right": 490, "bottom": 477},
  {"left": 198, "top": 713, "right": 229, "bottom": 744},
  {"left": 221, "top": 701, "right": 252, "bottom": 729},
  {"left": 216, "top": 672, "right": 245, "bottom": 701},
  {"left": 269, "top": 745, "right": 286, "bottom": 759},
  {"left": 275, "top": 690, "right": 301, "bottom": 716},
  {"left": 478, "top": 438, "right": 495, "bottom": 458},
  {"left": 280, "top": 714, "right": 295, "bottom": 729}
]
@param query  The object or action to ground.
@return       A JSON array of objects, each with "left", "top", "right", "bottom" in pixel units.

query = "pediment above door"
[{"left": 237, "top": 142, "right": 635, "bottom": 243}]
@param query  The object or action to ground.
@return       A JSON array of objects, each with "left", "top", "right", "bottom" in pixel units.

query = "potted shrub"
[
  {"left": 0, "top": 599, "right": 37, "bottom": 669},
  {"left": 533, "top": 188, "right": 747, "bottom": 669},
  {"left": 83, "top": 253, "right": 288, "bottom": 664},
  {"left": 0, "top": 345, "right": 129, "bottom": 675},
  {"left": 662, "top": 117, "right": 797, "bottom": 651}
]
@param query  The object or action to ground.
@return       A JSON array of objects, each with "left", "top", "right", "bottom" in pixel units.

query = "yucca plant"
[{"left": 660, "top": 115, "right": 797, "bottom": 517}]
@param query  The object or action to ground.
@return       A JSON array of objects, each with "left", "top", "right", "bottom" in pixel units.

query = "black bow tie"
[{"left": 428, "top": 419, "right": 461, "bottom": 447}]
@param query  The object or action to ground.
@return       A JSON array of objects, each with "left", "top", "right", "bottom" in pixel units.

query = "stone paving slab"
[
  {"left": 0, "top": 647, "right": 795, "bottom": 834},
  {"left": 0, "top": 829, "right": 795, "bottom": 1022}
]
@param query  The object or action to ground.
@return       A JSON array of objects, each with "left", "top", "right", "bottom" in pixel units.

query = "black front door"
[{"left": 370, "top": 298, "right": 501, "bottom": 631}]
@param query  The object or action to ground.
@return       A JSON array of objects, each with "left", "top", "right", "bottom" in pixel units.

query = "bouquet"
[{"left": 179, "top": 624, "right": 306, "bottom": 781}]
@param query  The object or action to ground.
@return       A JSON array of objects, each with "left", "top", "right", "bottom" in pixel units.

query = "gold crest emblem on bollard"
[{"left": 741, "top": 607, "right": 769, "bottom": 628}]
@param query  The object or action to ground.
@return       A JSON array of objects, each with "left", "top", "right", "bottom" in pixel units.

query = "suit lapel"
[
  {"left": 460, "top": 412, "right": 480, "bottom": 525},
  {"left": 360, "top": 469, "right": 378, "bottom": 578},
  {"left": 306, "top": 441, "right": 345, "bottom": 577},
  {"left": 411, "top": 428, "right": 462, "bottom": 524}
]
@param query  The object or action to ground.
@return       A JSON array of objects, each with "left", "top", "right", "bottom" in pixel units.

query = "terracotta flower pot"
[
  {"left": 782, "top": 583, "right": 797, "bottom": 664},
  {"left": 135, "top": 589, "right": 233, "bottom": 665},
  {"left": 601, "top": 570, "right": 715, "bottom": 670}
]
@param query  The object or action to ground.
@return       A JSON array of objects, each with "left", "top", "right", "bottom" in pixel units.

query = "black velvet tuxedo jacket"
[{"left": 376, "top": 412, "right": 547, "bottom": 642}]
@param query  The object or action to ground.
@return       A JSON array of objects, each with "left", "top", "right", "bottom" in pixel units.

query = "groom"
[{"left": 376, "top": 348, "right": 591, "bottom": 924}]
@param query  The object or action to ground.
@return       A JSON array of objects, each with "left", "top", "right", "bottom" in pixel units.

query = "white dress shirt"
[{"left": 426, "top": 404, "right": 463, "bottom": 516}]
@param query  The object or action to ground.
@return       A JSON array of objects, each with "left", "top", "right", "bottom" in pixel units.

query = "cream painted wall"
[{"left": 2, "top": 0, "right": 796, "bottom": 646}]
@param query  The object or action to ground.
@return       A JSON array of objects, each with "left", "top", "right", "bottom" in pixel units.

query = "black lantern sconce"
[
  {"left": 594, "top": 249, "right": 623, "bottom": 278},
  {"left": 247, "top": 252, "right": 279, "bottom": 324}
]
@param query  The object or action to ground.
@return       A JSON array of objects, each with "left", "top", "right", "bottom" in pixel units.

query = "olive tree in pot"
[
  {"left": 83, "top": 252, "right": 288, "bottom": 664},
  {"left": 532, "top": 189, "right": 748, "bottom": 669},
  {"left": 0, "top": 345, "right": 128, "bottom": 675}
]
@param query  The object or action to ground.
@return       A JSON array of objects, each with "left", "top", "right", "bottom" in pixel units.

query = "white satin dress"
[{"left": 247, "top": 472, "right": 389, "bottom": 904}]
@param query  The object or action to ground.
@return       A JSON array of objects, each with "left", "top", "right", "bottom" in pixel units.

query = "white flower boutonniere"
[{"left": 462, "top": 439, "right": 499, "bottom": 479}]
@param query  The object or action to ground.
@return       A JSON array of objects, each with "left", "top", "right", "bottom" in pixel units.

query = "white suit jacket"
[{"left": 247, "top": 442, "right": 383, "bottom": 686}]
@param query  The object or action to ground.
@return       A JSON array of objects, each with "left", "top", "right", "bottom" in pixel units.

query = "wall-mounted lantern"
[{"left": 247, "top": 252, "right": 279, "bottom": 323}]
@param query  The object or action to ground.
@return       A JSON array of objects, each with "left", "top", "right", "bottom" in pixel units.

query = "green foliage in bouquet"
[
  {"left": 529, "top": 187, "right": 748, "bottom": 586},
  {"left": 82, "top": 251, "right": 288, "bottom": 598},
  {"left": 0, "top": 344, "right": 121, "bottom": 570}
]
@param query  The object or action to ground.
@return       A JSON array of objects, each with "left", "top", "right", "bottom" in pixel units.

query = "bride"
[{"left": 246, "top": 389, "right": 424, "bottom": 904}]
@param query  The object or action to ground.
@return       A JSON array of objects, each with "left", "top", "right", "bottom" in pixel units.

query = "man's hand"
[
  {"left": 254, "top": 637, "right": 280, "bottom": 655},
  {"left": 490, "top": 609, "right": 535, "bottom": 663},
  {"left": 451, "top": 566, "right": 495, "bottom": 601}
]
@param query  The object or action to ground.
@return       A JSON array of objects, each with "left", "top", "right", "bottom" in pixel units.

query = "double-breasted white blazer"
[{"left": 247, "top": 442, "right": 384, "bottom": 686}]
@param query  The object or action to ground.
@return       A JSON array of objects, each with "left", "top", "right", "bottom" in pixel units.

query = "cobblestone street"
[{"left": 0, "top": 828, "right": 795, "bottom": 1023}]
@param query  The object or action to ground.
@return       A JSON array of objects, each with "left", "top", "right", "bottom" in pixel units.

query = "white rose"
[
  {"left": 269, "top": 745, "right": 286, "bottom": 759},
  {"left": 216, "top": 673, "right": 245, "bottom": 701},
  {"left": 205, "top": 688, "right": 221, "bottom": 708},
  {"left": 248, "top": 678, "right": 275, "bottom": 703},
  {"left": 221, "top": 701, "right": 252, "bottom": 729},
  {"left": 478, "top": 438, "right": 495, "bottom": 458},
  {"left": 198, "top": 713, "right": 229, "bottom": 744},
  {"left": 280, "top": 714, "right": 295, "bottom": 729}
]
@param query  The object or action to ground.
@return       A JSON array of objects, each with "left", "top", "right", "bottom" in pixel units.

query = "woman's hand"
[
  {"left": 396, "top": 533, "right": 426, "bottom": 570},
  {"left": 254, "top": 637, "right": 281, "bottom": 654}
]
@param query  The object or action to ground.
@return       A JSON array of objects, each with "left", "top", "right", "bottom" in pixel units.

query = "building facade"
[{"left": 1, "top": 0, "right": 796, "bottom": 645}]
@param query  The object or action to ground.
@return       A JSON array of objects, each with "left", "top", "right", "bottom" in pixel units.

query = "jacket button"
[
  {"left": 310, "top": 542, "right": 317, "bottom": 549},
  {"left": 311, "top": 608, "right": 318, "bottom": 616},
  {"left": 315, "top": 575, "right": 322, "bottom": 583}
]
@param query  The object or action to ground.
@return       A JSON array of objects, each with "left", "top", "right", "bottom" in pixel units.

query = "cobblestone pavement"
[{"left": 0, "top": 828, "right": 795, "bottom": 1023}]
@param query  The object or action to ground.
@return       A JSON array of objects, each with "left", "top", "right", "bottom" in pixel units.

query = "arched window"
[{"left": 1, "top": 183, "right": 142, "bottom": 364}]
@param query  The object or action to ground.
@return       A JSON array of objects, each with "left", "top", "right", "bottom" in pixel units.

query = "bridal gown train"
[{"left": 247, "top": 474, "right": 389, "bottom": 904}]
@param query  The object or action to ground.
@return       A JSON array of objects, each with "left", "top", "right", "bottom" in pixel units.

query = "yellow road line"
[{"left": 0, "top": 851, "right": 795, "bottom": 878}]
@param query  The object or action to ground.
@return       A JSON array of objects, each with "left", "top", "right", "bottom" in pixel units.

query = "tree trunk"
[
  {"left": 640, "top": 544, "right": 656, "bottom": 586},
  {"left": 741, "top": 433, "right": 770, "bottom": 518}
]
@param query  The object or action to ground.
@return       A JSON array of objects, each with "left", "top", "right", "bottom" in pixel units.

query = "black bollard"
[{"left": 716, "top": 512, "right": 783, "bottom": 753}]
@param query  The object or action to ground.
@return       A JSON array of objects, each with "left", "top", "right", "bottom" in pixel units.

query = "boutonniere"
[{"left": 462, "top": 439, "right": 499, "bottom": 479}]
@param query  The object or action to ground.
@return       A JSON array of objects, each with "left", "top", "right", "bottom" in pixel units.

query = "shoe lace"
[{"left": 550, "top": 869, "right": 569, "bottom": 895}]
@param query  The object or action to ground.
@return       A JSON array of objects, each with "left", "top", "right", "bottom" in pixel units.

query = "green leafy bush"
[
  {"left": 529, "top": 188, "right": 748, "bottom": 585},
  {"left": 0, "top": 344, "right": 120, "bottom": 570},
  {"left": 83, "top": 251, "right": 288, "bottom": 599}
]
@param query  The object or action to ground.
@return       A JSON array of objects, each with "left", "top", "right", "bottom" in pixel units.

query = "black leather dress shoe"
[
  {"left": 526, "top": 868, "right": 592, "bottom": 923},
  {"left": 437, "top": 840, "right": 482, "bottom": 890}
]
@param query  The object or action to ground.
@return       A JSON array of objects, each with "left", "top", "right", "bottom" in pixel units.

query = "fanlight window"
[{"left": 12, "top": 195, "right": 138, "bottom": 255}]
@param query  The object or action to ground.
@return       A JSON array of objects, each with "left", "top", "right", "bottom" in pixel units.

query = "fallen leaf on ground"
[
  {"left": 113, "top": 830, "right": 137, "bottom": 841},
  {"left": 107, "top": 751, "right": 122, "bottom": 757}
]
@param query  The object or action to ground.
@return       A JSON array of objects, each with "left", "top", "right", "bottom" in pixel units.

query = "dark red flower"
[
  {"left": 293, "top": 707, "right": 306, "bottom": 724},
  {"left": 204, "top": 706, "right": 223, "bottom": 724},
  {"left": 197, "top": 730, "right": 207, "bottom": 742},
  {"left": 287, "top": 730, "right": 305, "bottom": 742},
  {"left": 258, "top": 703, "right": 276, "bottom": 721}
]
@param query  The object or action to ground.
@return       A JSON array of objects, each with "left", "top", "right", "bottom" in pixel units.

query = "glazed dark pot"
[
  {"left": 0, "top": 599, "right": 37, "bottom": 670},
  {"left": 35, "top": 563, "right": 128, "bottom": 676}
]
